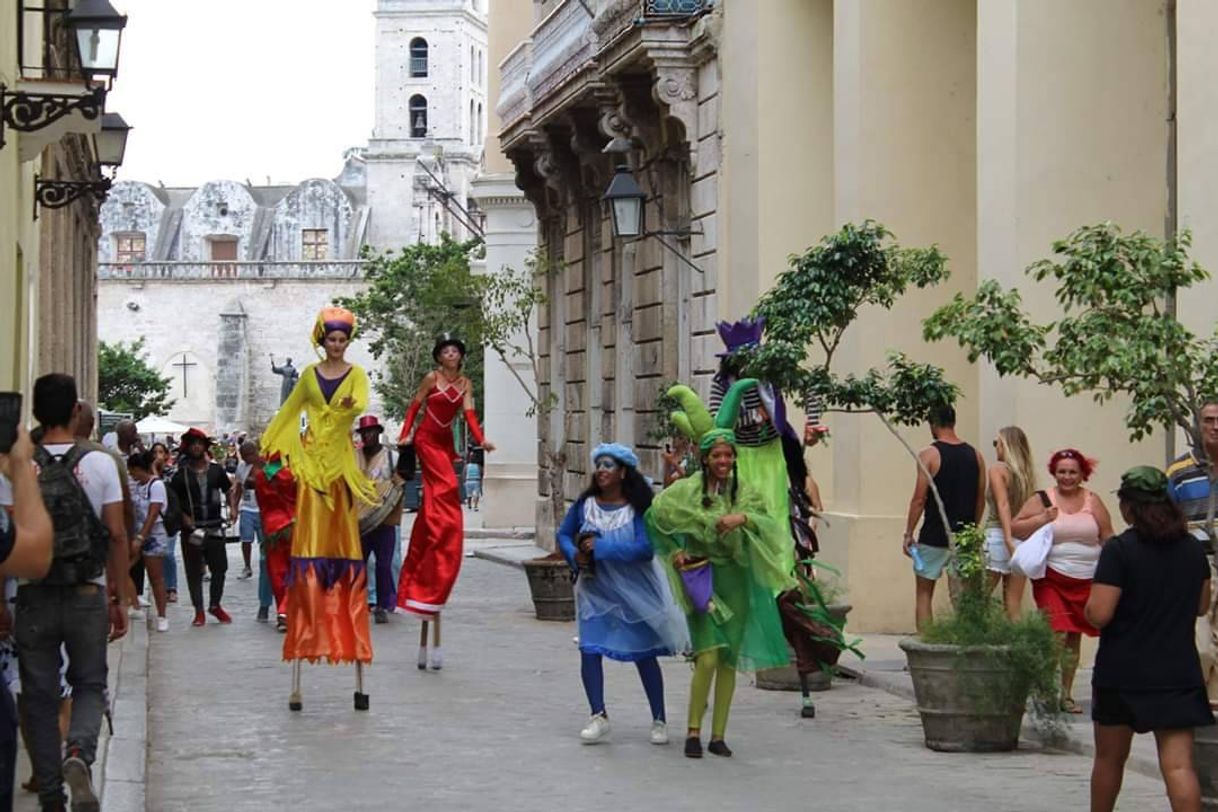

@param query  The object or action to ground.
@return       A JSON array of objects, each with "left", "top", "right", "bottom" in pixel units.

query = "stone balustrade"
[
  {"left": 98, "top": 261, "right": 368, "bottom": 281},
  {"left": 497, "top": 39, "right": 532, "bottom": 128},
  {"left": 527, "top": 0, "right": 595, "bottom": 103}
]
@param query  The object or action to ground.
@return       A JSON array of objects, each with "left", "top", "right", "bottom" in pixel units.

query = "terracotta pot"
[{"left": 523, "top": 557, "right": 575, "bottom": 622}]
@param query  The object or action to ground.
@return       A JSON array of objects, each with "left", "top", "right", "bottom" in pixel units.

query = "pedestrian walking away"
[
  {"left": 395, "top": 333, "right": 495, "bottom": 671},
  {"left": 1086, "top": 465, "right": 1214, "bottom": 812},
  {"left": 646, "top": 380, "right": 793, "bottom": 759},
  {"left": 557, "top": 442, "right": 688, "bottom": 746},
  {"left": 1013, "top": 448, "right": 1115, "bottom": 713},
  {"left": 261, "top": 306, "right": 378, "bottom": 711},
  {"left": 170, "top": 428, "right": 234, "bottom": 628},
  {"left": 234, "top": 441, "right": 262, "bottom": 584},
  {"left": 11, "top": 374, "right": 131, "bottom": 811},
  {"left": 985, "top": 426, "right": 1038, "bottom": 620},
  {"left": 902, "top": 403, "right": 986, "bottom": 631}
]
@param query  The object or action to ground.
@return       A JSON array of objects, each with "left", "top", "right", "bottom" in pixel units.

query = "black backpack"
[
  {"left": 33, "top": 444, "right": 112, "bottom": 585},
  {"left": 160, "top": 480, "right": 183, "bottom": 536}
]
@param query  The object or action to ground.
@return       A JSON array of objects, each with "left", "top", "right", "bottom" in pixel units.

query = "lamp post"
[
  {"left": 93, "top": 111, "right": 130, "bottom": 168},
  {"left": 67, "top": 0, "right": 128, "bottom": 82},
  {"left": 601, "top": 164, "right": 702, "bottom": 274}
]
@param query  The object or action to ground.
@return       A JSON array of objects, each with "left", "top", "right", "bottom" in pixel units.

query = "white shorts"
[{"left": 985, "top": 527, "right": 1012, "bottom": 575}]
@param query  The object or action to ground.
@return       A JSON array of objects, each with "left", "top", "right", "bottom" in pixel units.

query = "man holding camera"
[{"left": 169, "top": 428, "right": 233, "bottom": 627}]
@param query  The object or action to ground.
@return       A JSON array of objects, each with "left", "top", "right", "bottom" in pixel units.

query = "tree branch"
[{"left": 874, "top": 411, "right": 957, "bottom": 551}]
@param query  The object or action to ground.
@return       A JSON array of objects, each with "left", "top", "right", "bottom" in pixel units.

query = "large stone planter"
[
  {"left": 1195, "top": 723, "right": 1218, "bottom": 808},
  {"left": 756, "top": 604, "right": 852, "bottom": 692},
  {"left": 900, "top": 638, "right": 1028, "bottom": 752},
  {"left": 523, "top": 556, "right": 575, "bottom": 622}
]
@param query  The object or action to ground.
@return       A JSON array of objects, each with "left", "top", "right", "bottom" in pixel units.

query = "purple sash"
[{"left": 678, "top": 558, "right": 713, "bottom": 613}]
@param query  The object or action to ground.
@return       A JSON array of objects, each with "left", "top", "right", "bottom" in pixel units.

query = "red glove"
[
  {"left": 399, "top": 400, "right": 421, "bottom": 444},
  {"left": 463, "top": 409, "right": 486, "bottom": 447}
]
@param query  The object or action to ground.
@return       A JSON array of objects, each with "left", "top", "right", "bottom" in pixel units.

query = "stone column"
[
  {"left": 470, "top": 174, "right": 539, "bottom": 530},
  {"left": 215, "top": 300, "right": 250, "bottom": 432}
]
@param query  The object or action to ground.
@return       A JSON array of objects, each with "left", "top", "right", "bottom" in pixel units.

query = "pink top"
[{"left": 1047, "top": 488, "right": 1101, "bottom": 579}]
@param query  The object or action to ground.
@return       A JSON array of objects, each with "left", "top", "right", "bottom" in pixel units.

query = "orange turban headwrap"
[{"left": 312, "top": 306, "right": 357, "bottom": 347}]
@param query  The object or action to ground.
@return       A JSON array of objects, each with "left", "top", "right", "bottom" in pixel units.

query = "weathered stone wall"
[
  {"left": 180, "top": 181, "right": 259, "bottom": 261},
  {"left": 97, "top": 183, "right": 166, "bottom": 263},
  {"left": 269, "top": 180, "right": 356, "bottom": 261},
  {"left": 97, "top": 277, "right": 382, "bottom": 433}
]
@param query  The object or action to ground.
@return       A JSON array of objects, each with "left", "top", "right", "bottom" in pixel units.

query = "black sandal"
[
  {"left": 707, "top": 739, "right": 733, "bottom": 757},
  {"left": 684, "top": 736, "right": 703, "bottom": 759}
]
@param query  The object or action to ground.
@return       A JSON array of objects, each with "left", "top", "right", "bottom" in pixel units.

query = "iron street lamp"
[
  {"left": 602, "top": 164, "right": 703, "bottom": 274},
  {"left": 92, "top": 111, "right": 129, "bottom": 167},
  {"left": 602, "top": 164, "right": 646, "bottom": 238},
  {"left": 67, "top": 0, "right": 128, "bottom": 80}
]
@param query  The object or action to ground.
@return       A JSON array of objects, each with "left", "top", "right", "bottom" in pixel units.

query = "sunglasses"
[{"left": 594, "top": 458, "right": 620, "bottom": 471}]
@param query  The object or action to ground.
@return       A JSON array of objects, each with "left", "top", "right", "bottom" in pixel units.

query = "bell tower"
[{"left": 364, "top": 0, "right": 488, "bottom": 250}]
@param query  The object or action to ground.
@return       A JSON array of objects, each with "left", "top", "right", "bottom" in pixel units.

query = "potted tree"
[
  {"left": 924, "top": 222, "right": 1218, "bottom": 765},
  {"left": 744, "top": 221, "right": 1060, "bottom": 750}
]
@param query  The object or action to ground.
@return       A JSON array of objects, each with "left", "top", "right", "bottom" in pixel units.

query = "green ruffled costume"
[{"left": 646, "top": 473, "right": 793, "bottom": 673}]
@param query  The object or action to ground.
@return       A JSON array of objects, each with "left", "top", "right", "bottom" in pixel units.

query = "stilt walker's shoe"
[
  {"left": 428, "top": 647, "right": 443, "bottom": 671},
  {"left": 353, "top": 692, "right": 370, "bottom": 711},
  {"left": 288, "top": 694, "right": 302, "bottom": 712},
  {"left": 707, "top": 740, "right": 733, "bottom": 757},
  {"left": 579, "top": 714, "right": 610, "bottom": 744},
  {"left": 417, "top": 646, "right": 428, "bottom": 670},
  {"left": 684, "top": 736, "right": 703, "bottom": 759}
]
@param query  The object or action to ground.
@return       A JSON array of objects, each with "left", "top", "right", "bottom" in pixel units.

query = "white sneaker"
[
  {"left": 127, "top": 607, "right": 145, "bottom": 620},
  {"left": 137, "top": 595, "right": 150, "bottom": 608},
  {"left": 650, "top": 720, "right": 669, "bottom": 745},
  {"left": 156, "top": 616, "right": 169, "bottom": 633},
  {"left": 580, "top": 713, "right": 610, "bottom": 744}
]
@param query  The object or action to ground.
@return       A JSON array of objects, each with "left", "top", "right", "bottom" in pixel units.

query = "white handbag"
[{"left": 1010, "top": 523, "right": 1053, "bottom": 580}]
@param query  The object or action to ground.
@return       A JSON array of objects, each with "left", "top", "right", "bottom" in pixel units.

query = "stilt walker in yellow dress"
[{"left": 261, "top": 306, "right": 379, "bottom": 712}]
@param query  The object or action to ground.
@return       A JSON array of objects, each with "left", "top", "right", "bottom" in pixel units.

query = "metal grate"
[{"left": 643, "top": 0, "right": 709, "bottom": 16}]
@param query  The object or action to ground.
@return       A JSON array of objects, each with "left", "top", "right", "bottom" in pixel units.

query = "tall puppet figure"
[
  {"left": 647, "top": 379, "right": 793, "bottom": 758},
  {"left": 397, "top": 334, "right": 494, "bottom": 669},
  {"left": 261, "top": 306, "right": 378, "bottom": 711}
]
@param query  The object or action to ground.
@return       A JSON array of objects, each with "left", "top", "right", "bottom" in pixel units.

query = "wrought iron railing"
[
  {"left": 642, "top": 0, "right": 710, "bottom": 16},
  {"left": 97, "top": 261, "right": 368, "bottom": 281}
]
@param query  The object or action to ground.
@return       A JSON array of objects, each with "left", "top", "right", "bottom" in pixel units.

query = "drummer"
[{"left": 356, "top": 416, "right": 404, "bottom": 624}]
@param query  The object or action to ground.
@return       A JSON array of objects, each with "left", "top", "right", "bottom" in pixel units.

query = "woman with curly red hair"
[{"left": 1013, "top": 448, "right": 1115, "bottom": 713}]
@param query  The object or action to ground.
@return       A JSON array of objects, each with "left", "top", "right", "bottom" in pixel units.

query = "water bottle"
[{"left": 910, "top": 543, "right": 927, "bottom": 574}]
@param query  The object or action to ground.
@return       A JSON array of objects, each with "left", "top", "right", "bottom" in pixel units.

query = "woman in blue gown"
[{"left": 556, "top": 442, "right": 689, "bottom": 746}]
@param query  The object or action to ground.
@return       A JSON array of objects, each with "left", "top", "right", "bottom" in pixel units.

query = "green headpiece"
[{"left": 665, "top": 378, "right": 760, "bottom": 452}]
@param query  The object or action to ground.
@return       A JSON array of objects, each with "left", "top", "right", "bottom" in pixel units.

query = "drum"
[{"left": 358, "top": 478, "right": 404, "bottom": 535}]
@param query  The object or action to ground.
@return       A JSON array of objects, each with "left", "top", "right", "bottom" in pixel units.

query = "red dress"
[{"left": 398, "top": 382, "right": 466, "bottom": 616}]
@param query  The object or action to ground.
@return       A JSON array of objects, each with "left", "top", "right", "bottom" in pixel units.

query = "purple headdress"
[{"left": 715, "top": 316, "right": 766, "bottom": 358}]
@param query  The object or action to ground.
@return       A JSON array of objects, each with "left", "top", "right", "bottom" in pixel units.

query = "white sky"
[{"left": 107, "top": 0, "right": 376, "bottom": 187}]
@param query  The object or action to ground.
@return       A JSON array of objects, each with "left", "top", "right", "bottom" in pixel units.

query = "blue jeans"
[
  {"left": 164, "top": 542, "right": 178, "bottom": 593},
  {"left": 15, "top": 584, "right": 109, "bottom": 808}
]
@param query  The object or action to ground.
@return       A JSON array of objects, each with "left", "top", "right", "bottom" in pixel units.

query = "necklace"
[{"left": 438, "top": 369, "right": 462, "bottom": 386}]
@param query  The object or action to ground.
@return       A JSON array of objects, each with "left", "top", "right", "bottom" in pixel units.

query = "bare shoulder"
[
  {"left": 918, "top": 444, "right": 941, "bottom": 474},
  {"left": 421, "top": 370, "right": 439, "bottom": 386}
]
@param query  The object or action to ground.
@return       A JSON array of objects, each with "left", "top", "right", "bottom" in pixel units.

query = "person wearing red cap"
[
  {"left": 356, "top": 415, "right": 401, "bottom": 625},
  {"left": 169, "top": 427, "right": 235, "bottom": 627},
  {"left": 397, "top": 334, "right": 494, "bottom": 670},
  {"left": 261, "top": 306, "right": 379, "bottom": 711}
]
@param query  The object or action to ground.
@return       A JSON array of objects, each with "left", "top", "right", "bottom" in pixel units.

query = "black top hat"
[{"left": 433, "top": 333, "right": 467, "bottom": 362}]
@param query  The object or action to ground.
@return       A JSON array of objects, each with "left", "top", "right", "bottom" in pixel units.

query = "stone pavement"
[{"left": 135, "top": 537, "right": 1172, "bottom": 812}]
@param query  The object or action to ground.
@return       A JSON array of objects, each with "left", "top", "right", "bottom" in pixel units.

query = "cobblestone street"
[{"left": 139, "top": 541, "right": 1169, "bottom": 811}]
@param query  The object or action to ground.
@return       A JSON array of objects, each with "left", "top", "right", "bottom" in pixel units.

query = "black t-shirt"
[
  {"left": 1092, "top": 528, "right": 1210, "bottom": 690},
  {"left": 170, "top": 462, "right": 231, "bottom": 531}
]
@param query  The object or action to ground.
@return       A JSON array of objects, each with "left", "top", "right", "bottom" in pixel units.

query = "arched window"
[
  {"left": 470, "top": 45, "right": 476, "bottom": 82},
  {"left": 469, "top": 99, "right": 475, "bottom": 142},
  {"left": 477, "top": 102, "right": 483, "bottom": 143},
  {"left": 410, "top": 37, "right": 428, "bottom": 78},
  {"left": 410, "top": 95, "right": 428, "bottom": 138}
]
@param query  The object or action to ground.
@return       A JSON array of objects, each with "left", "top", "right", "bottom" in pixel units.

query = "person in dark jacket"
[
  {"left": 169, "top": 428, "right": 233, "bottom": 627},
  {"left": 1086, "top": 465, "right": 1214, "bottom": 812}
]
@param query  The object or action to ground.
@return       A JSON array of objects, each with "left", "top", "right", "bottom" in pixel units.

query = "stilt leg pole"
[
  {"left": 353, "top": 662, "right": 369, "bottom": 710},
  {"left": 289, "top": 660, "right": 303, "bottom": 711},
  {"left": 417, "top": 620, "right": 429, "bottom": 670},
  {"left": 429, "top": 614, "right": 442, "bottom": 670}
]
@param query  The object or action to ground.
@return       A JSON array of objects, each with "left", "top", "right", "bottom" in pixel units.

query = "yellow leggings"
[{"left": 687, "top": 648, "right": 736, "bottom": 738}]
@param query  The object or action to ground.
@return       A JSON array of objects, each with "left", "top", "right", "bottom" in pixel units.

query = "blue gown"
[{"left": 557, "top": 498, "right": 689, "bottom": 661}]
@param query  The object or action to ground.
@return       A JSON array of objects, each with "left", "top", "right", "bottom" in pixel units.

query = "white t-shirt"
[
  {"left": 132, "top": 478, "right": 168, "bottom": 539},
  {"left": 235, "top": 461, "right": 260, "bottom": 514},
  {"left": 1, "top": 443, "right": 122, "bottom": 585}
]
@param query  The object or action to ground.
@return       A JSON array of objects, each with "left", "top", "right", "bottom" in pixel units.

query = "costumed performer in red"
[
  {"left": 397, "top": 334, "right": 494, "bottom": 670},
  {"left": 261, "top": 306, "right": 379, "bottom": 711}
]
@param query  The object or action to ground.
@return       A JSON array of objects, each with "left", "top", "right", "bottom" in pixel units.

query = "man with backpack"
[
  {"left": 169, "top": 428, "right": 233, "bottom": 627},
  {"left": 17, "top": 374, "right": 130, "bottom": 812}
]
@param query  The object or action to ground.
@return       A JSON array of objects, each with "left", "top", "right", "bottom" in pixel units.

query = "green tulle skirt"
[{"left": 645, "top": 474, "right": 793, "bottom": 673}]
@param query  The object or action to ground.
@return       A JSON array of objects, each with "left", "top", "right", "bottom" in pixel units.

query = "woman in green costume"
[{"left": 646, "top": 379, "right": 794, "bottom": 759}]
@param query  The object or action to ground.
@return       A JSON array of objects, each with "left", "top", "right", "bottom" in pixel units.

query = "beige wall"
[
  {"left": 0, "top": 0, "right": 42, "bottom": 401},
  {"left": 485, "top": 0, "right": 534, "bottom": 173}
]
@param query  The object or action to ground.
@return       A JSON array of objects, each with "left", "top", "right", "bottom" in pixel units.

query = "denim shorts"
[
  {"left": 142, "top": 533, "right": 170, "bottom": 557},
  {"left": 239, "top": 511, "right": 262, "bottom": 543},
  {"left": 912, "top": 544, "right": 950, "bottom": 580},
  {"left": 985, "top": 527, "right": 1012, "bottom": 574}
]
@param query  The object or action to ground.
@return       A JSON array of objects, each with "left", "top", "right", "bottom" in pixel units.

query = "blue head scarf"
[{"left": 591, "top": 442, "right": 639, "bottom": 470}]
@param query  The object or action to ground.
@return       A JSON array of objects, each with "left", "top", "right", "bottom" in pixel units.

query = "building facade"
[
  {"left": 495, "top": 0, "right": 1218, "bottom": 631},
  {"left": 2, "top": 0, "right": 109, "bottom": 405}
]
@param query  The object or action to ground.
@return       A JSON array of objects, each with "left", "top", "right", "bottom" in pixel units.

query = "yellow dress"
[{"left": 261, "top": 363, "right": 378, "bottom": 664}]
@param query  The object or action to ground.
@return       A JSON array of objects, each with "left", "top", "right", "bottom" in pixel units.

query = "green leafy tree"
[
  {"left": 740, "top": 221, "right": 960, "bottom": 539},
  {"left": 923, "top": 222, "right": 1218, "bottom": 540},
  {"left": 98, "top": 338, "right": 175, "bottom": 420},
  {"left": 338, "top": 236, "right": 486, "bottom": 419}
]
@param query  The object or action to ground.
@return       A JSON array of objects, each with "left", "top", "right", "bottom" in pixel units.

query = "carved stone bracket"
[{"left": 651, "top": 62, "right": 698, "bottom": 151}]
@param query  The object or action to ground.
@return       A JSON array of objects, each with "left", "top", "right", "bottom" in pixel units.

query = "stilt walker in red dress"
[{"left": 397, "top": 334, "right": 494, "bottom": 669}]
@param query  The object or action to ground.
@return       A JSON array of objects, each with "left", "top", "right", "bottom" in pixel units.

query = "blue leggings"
[{"left": 580, "top": 652, "right": 665, "bottom": 722}]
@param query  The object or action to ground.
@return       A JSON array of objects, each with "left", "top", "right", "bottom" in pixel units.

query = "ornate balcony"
[
  {"left": 642, "top": 0, "right": 710, "bottom": 16},
  {"left": 97, "top": 261, "right": 368, "bottom": 281},
  {"left": 526, "top": 0, "right": 596, "bottom": 106},
  {"left": 497, "top": 39, "right": 532, "bottom": 130}
]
